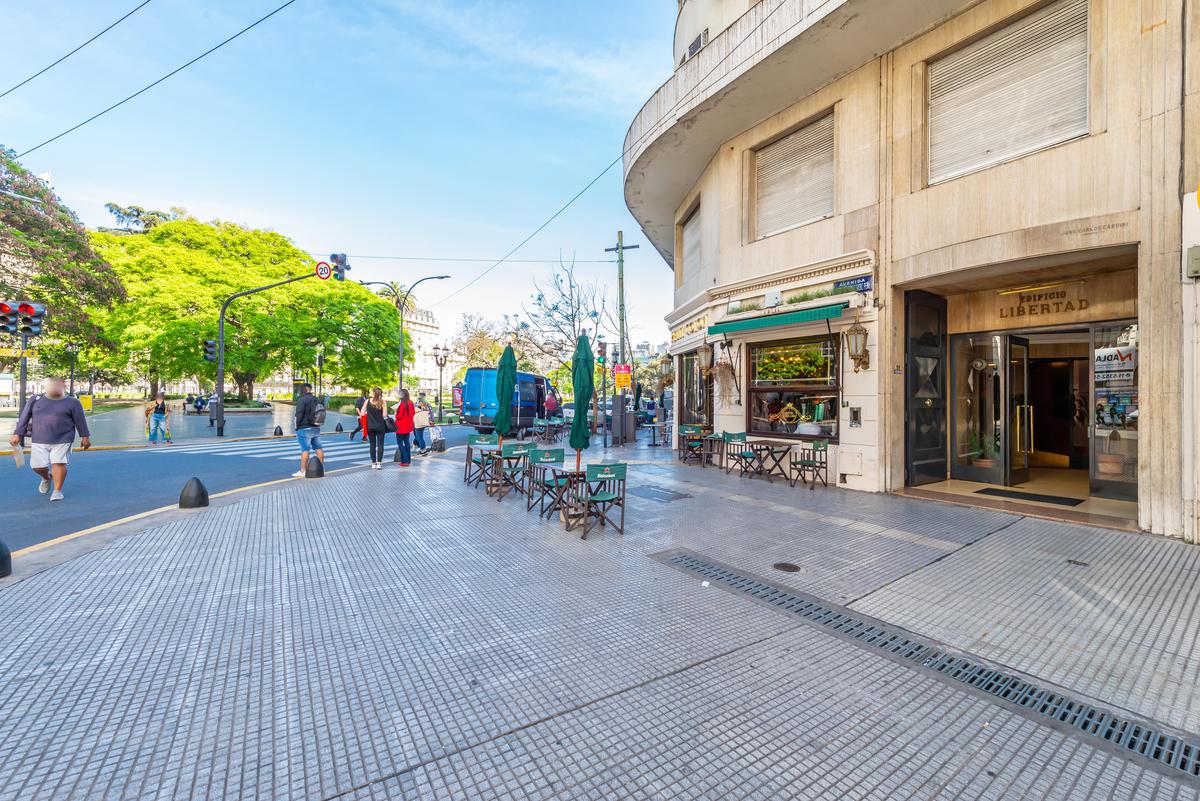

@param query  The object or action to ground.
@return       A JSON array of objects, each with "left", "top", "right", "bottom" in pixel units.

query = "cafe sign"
[
  {"left": 999, "top": 284, "right": 1089, "bottom": 320},
  {"left": 670, "top": 315, "right": 708, "bottom": 342}
]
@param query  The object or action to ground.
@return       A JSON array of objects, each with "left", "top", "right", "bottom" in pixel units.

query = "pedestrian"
[
  {"left": 292, "top": 382, "right": 325, "bottom": 477},
  {"left": 185, "top": 392, "right": 195, "bottom": 413},
  {"left": 545, "top": 392, "right": 559, "bottom": 418},
  {"left": 145, "top": 391, "right": 172, "bottom": 445},
  {"left": 363, "top": 387, "right": 391, "bottom": 469},
  {"left": 208, "top": 394, "right": 218, "bottom": 428},
  {"left": 393, "top": 388, "right": 415, "bottom": 467},
  {"left": 9, "top": 376, "right": 91, "bottom": 501},
  {"left": 413, "top": 392, "right": 432, "bottom": 456},
  {"left": 349, "top": 389, "right": 368, "bottom": 440}
]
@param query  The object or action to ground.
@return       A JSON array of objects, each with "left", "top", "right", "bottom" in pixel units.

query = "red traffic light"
[
  {"left": 0, "top": 302, "right": 12, "bottom": 315},
  {"left": 18, "top": 303, "right": 35, "bottom": 315}
]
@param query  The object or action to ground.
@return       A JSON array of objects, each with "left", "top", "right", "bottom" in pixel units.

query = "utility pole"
[{"left": 605, "top": 232, "right": 638, "bottom": 445}]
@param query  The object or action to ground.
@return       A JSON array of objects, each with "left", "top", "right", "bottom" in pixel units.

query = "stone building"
[{"left": 625, "top": 0, "right": 1200, "bottom": 538}]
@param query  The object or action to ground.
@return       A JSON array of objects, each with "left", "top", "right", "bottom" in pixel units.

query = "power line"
[
  {"left": 0, "top": 0, "right": 154, "bottom": 101},
  {"left": 16, "top": 0, "right": 299, "bottom": 159},
  {"left": 304, "top": 252, "right": 616, "bottom": 264},
  {"left": 429, "top": 0, "right": 790, "bottom": 307}
]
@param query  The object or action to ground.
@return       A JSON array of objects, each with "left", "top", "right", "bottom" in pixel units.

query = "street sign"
[
  {"left": 315, "top": 261, "right": 332, "bottom": 280},
  {"left": 0, "top": 347, "right": 36, "bottom": 358},
  {"left": 614, "top": 363, "right": 632, "bottom": 392}
]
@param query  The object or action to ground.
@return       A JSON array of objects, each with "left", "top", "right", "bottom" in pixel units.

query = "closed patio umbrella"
[
  {"left": 569, "top": 335, "right": 594, "bottom": 471},
  {"left": 493, "top": 345, "right": 517, "bottom": 446}
]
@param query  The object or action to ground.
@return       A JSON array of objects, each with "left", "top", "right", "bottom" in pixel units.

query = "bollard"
[
  {"left": 394, "top": 446, "right": 403, "bottom": 463},
  {"left": 305, "top": 455, "right": 324, "bottom": 478},
  {"left": 0, "top": 538, "right": 10, "bottom": 578},
  {"left": 334, "top": 422, "right": 344, "bottom": 433},
  {"left": 179, "top": 477, "right": 210, "bottom": 509},
  {"left": 273, "top": 425, "right": 284, "bottom": 437}
]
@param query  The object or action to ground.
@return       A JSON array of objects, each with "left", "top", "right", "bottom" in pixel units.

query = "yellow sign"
[
  {"left": 670, "top": 315, "right": 708, "bottom": 342},
  {"left": 0, "top": 347, "right": 36, "bottom": 358},
  {"left": 79, "top": 394, "right": 93, "bottom": 413},
  {"left": 615, "top": 372, "right": 632, "bottom": 392}
]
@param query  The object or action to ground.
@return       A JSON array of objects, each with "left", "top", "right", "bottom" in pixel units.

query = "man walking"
[
  {"left": 9, "top": 376, "right": 91, "bottom": 501},
  {"left": 292, "top": 383, "right": 324, "bottom": 477},
  {"left": 349, "top": 389, "right": 368, "bottom": 440}
]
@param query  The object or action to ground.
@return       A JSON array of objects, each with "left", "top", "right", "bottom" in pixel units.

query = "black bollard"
[
  {"left": 305, "top": 455, "right": 324, "bottom": 478},
  {"left": 273, "top": 425, "right": 284, "bottom": 437},
  {"left": 179, "top": 477, "right": 210, "bottom": 509},
  {"left": 334, "top": 422, "right": 344, "bottom": 432},
  {"left": 0, "top": 538, "right": 10, "bottom": 578},
  {"left": 394, "top": 446, "right": 403, "bottom": 463}
]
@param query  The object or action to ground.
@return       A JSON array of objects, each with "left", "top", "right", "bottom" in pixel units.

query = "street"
[{"left": 0, "top": 418, "right": 476, "bottom": 552}]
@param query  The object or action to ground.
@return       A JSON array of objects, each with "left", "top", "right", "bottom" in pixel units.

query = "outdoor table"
[
  {"left": 485, "top": 449, "right": 530, "bottom": 501},
  {"left": 646, "top": 422, "right": 666, "bottom": 447},
  {"left": 748, "top": 440, "right": 794, "bottom": 483},
  {"left": 701, "top": 433, "right": 725, "bottom": 469},
  {"left": 468, "top": 443, "right": 499, "bottom": 488},
  {"left": 547, "top": 466, "right": 587, "bottom": 527}
]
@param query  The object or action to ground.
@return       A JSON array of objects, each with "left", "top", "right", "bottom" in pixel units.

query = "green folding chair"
[
  {"left": 722, "top": 432, "right": 757, "bottom": 476},
  {"left": 526, "top": 448, "right": 567, "bottom": 516},
  {"left": 491, "top": 441, "right": 533, "bottom": 500},
  {"left": 581, "top": 462, "right": 627, "bottom": 539},
  {"left": 464, "top": 432, "right": 498, "bottom": 485},
  {"left": 790, "top": 439, "right": 829, "bottom": 490},
  {"left": 677, "top": 424, "right": 704, "bottom": 464}
]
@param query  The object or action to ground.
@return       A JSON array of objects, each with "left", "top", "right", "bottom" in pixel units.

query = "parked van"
[{"left": 461, "top": 367, "right": 559, "bottom": 435}]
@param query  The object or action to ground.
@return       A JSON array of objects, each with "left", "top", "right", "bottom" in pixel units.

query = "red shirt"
[{"left": 394, "top": 400, "right": 415, "bottom": 434}]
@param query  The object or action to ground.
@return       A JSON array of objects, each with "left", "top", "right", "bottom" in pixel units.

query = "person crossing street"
[
  {"left": 9, "top": 376, "right": 91, "bottom": 501},
  {"left": 145, "top": 391, "right": 172, "bottom": 445},
  {"left": 292, "top": 383, "right": 325, "bottom": 477}
]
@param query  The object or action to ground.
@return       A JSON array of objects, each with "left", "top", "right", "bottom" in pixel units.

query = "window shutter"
[
  {"left": 682, "top": 208, "right": 701, "bottom": 277},
  {"left": 755, "top": 114, "right": 835, "bottom": 239},
  {"left": 928, "top": 0, "right": 1089, "bottom": 184}
]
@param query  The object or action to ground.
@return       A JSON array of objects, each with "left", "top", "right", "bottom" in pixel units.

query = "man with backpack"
[
  {"left": 292, "top": 383, "right": 325, "bottom": 477},
  {"left": 9, "top": 376, "right": 91, "bottom": 501}
]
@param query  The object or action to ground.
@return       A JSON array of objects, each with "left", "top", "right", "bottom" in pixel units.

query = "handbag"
[
  {"left": 413, "top": 410, "right": 430, "bottom": 429},
  {"left": 384, "top": 417, "right": 397, "bottom": 433}
]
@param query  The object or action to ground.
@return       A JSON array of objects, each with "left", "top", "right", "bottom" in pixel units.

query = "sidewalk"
[{"left": 1, "top": 438, "right": 1197, "bottom": 799}]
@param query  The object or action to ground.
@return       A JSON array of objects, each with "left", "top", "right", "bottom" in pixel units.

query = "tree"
[
  {"left": 102, "top": 202, "right": 185, "bottom": 232},
  {"left": 0, "top": 146, "right": 124, "bottom": 364},
  {"left": 450, "top": 313, "right": 538, "bottom": 383},
  {"left": 90, "top": 218, "right": 404, "bottom": 399}
]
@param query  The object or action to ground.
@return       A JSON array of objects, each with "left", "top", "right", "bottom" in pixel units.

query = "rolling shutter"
[
  {"left": 928, "top": 0, "right": 1089, "bottom": 184},
  {"left": 682, "top": 207, "right": 701, "bottom": 277},
  {"left": 755, "top": 113, "right": 835, "bottom": 239}
]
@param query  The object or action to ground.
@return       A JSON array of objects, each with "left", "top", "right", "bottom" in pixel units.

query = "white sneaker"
[
  {"left": 292, "top": 470, "right": 305, "bottom": 478},
  {"left": 38, "top": 478, "right": 50, "bottom": 494},
  {"left": 50, "top": 490, "right": 64, "bottom": 501}
]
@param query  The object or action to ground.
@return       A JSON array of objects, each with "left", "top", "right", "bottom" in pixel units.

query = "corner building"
[{"left": 625, "top": 0, "right": 1200, "bottom": 539}]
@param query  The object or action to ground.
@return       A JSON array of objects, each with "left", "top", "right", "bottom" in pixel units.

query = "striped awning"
[{"left": 707, "top": 302, "right": 847, "bottom": 336}]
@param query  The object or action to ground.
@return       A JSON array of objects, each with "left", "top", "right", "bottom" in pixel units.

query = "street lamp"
[
  {"left": 360, "top": 275, "right": 450, "bottom": 396},
  {"left": 432, "top": 343, "right": 450, "bottom": 423}
]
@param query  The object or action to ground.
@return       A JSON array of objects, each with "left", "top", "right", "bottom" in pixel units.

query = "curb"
[{"left": 0, "top": 428, "right": 349, "bottom": 457}]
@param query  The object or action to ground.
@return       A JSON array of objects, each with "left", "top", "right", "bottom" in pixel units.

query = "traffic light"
[
  {"left": 203, "top": 340, "right": 218, "bottom": 362},
  {"left": 16, "top": 302, "right": 45, "bottom": 336},
  {"left": 596, "top": 340, "right": 607, "bottom": 366},
  {"left": 0, "top": 302, "right": 16, "bottom": 335},
  {"left": 330, "top": 253, "right": 350, "bottom": 281}
]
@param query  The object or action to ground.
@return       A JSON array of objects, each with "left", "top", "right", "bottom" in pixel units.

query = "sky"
[{"left": 0, "top": 0, "right": 679, "bottom": 351}]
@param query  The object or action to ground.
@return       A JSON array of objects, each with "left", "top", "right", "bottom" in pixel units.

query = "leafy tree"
[
  {"left": 90, "top": 218, "right": 405, "bottom": 398},
  {"left": 0, "top": 146, "right": 124, "bottom": 367},
  {"left": 102, "top": 202, "right": 185, "bottom": 232}
]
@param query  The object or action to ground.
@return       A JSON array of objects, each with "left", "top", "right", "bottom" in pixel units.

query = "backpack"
[{"left": 313, "top": 400, "right": 327, "bottom": 427}]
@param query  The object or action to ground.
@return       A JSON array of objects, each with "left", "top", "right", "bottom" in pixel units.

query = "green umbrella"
[
  {"left": 493, "top": 345, "right": 517, "bottom": 444},
  {"left": 569, "top": 335, "right": 594, "bottom": 471}
]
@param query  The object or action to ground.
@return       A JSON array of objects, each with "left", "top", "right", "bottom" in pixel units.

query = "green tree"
[
  {"left": 0, "top": 146, "right": 124, "bottom": 367},
  {"left": 90, "top": 218, "right": 405, "bottom": 398}
]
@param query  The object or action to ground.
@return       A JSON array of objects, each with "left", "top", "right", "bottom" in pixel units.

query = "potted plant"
[{"left": 974, "top": 430, "right": 998, "bottom": 468}]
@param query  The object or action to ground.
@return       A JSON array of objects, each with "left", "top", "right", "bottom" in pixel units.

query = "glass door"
[
  {"left": 1006, "top": 336, "right": 1031, "bottom": 486},
  {"left": 950, "top": 333, "right": 1003, "bottom": 484},
  {"left": 1091, "top": 322, "right": 1138, "bottom": 500}
]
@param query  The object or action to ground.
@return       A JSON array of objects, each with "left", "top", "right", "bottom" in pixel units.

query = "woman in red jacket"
[{"left": 393, "top": 389, "right": 416, "bottom": 466}]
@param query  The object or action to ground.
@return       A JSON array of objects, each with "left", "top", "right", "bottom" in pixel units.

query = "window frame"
[{"left": 745, "top": 335, "right": 841, "bottom": 442}]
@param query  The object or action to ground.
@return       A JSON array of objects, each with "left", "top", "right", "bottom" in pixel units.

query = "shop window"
[
  {"left": 928, "top": 0, "right": 1089, "bottom": 184},
  {"left": 748, "top": 336, "right": 839, "bottom": 440},
  {"left": 679, "top": 351, "right": 712, "bottom": 426}
]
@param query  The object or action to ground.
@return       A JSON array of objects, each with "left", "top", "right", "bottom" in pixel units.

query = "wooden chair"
[
  {"left": 532, "top": 417, "right": 548, "bottom": 443},
  {"left": 526, "top": 448, "right": 567, "bottom": 516},
  {"left": 677, "top": 424, "right": 704, "bottom": 463},
  {"left": 492, "top": 441, "right": 534, "bottom": 500},
  {"left": 464, "top": 433, "right": 498, "bottom": 485},
  {"left": 722, "top": 432, "right": 756, "bottom": 476},
  {"left": 790, "top": 439, "right": 829, "bottom": 490},
  {"left": 581, "top": 462, "right": 627, "bottom": 539}
]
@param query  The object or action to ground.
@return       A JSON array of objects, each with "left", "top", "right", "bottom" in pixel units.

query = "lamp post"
[
  {"left": 432, "top": 343, "right": 450, "bottom": 423},
  {"left": 360, "top": 275, "right": 450, "bottom": 397}
]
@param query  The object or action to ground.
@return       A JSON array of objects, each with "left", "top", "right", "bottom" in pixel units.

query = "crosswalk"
[{"left": 148, "top": 435, "right": 377, "bottom": 467}]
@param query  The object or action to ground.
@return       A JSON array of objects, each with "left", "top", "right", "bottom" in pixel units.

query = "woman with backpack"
[
  {"left": 393, "top": 388, "right": 416, "bottom": 466},
  {"left": 364, "top": 387, "right": 392, "bottom": 469}
]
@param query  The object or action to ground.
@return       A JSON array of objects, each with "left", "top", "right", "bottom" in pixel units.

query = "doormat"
[{"left": 975, "top": 487, "right": 1084, "bottom": 507}]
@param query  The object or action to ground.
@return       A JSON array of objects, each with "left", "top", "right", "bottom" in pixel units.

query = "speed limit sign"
[{"left": 315, "top": 261, "right": 332, "bottom": 280}]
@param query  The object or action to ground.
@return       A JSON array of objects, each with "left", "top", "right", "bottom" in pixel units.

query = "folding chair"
[
  {"left": 491, "top": 441, "right": 533, "bottom": 500},
  {"left": 790, "top": 439, "right": 829, "bottom": 490},
  {"left": 722, "top": 432, "right": 756, "bottom": 476},
  {"left": 526, "top": 448, "right": 567, "bottom": 515},
  {"left": 677, "top": 424, "right": 704, "bottom": 463},
  {"left": 532, "top": 417, "right": 548, "bottom": 443},
  {"left": 581, "top": 462, "right": 627, "bottom": 540},
  {"left": 464, "top": 432, "right": 498, "bottom": 485}
]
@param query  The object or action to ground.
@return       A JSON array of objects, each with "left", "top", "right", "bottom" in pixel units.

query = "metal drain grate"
[{"left": 660, "top": 550, "right": 1200, "bottom": 782}]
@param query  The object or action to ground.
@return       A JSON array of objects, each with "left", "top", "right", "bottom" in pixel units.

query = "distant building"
[{"left": 406, "top": 308, "right": 442, "bottom": 394}]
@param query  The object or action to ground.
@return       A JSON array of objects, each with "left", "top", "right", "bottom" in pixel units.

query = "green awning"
[{"left": 707, "top": 302, "right": 847, "bottom": 336}]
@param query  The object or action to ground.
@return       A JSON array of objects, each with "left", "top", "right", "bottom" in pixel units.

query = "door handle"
[
  {"left": 923, "top": 398, "right": 933, "bottom": 408},
  {"left": 1027, "top": 405, "right": 1035, "bottom": 453},
  {"left": 1015, "top": 405, "right": 1021, "bottom": 454}
]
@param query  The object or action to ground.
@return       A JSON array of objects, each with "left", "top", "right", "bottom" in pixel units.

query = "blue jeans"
[
  {"left": 296, "top": 427, "right": 322, "bottom": 453},
  {"left": 394, "top": 432, "right": 412, "bottom": 464},
  {"left": 413, "top": 428, "right": 427, "bottom": 451},
  {"left": 149, "top": 413, "right": 169, "bottom": 442}
]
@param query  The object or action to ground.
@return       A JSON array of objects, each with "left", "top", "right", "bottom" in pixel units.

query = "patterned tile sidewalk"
[{"left": 1, "top": 445, "right": 1198, "bottom": 799}]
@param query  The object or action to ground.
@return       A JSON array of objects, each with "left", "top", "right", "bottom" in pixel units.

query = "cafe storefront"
[{"left": 904, "top": 263, "right": 1140, "bottom": 525}]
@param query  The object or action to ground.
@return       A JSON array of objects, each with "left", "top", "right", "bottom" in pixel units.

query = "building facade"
[
  {"left": 406, "top": 307, "right": 448, "bottom": 396},
  {"left": 626, "top": 0, "right": 1200, "bottom": 539}
]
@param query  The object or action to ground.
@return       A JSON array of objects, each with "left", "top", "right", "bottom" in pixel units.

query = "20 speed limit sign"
[{"left": 315, "top": 261, "right": 332, "bottom": 280}]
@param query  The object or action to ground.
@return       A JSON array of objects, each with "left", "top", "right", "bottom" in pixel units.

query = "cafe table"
[{"left": 748, "top": 440, "right": 794, "bottom": 483}]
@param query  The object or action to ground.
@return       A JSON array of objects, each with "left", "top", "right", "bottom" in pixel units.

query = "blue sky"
[{"left": 1, "top": 0, "right": 678, "bottom": 348}]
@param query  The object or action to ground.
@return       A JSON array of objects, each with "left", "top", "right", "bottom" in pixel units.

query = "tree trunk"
[
  {"left": 232, "top": 371, "right": 256, "bottom": 401},
  {"left": 149, "top": 378, "right": 159, "bottom": 399}
]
